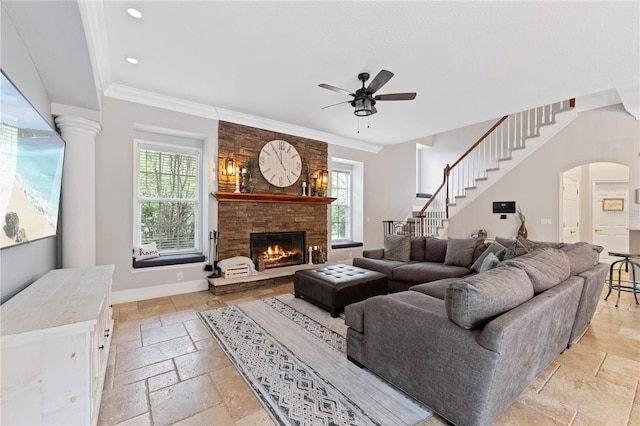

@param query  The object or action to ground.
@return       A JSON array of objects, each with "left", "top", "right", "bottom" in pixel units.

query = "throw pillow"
[
  {"left": 479, "top": 252, "right": 501, "bottom": 272},
  {"left": 133, "top": 242, "right": 160, "bottom": 260},
  {"left": 383, "top": 234, "right": 411, "bottom": 262},
  {"left": 502, "top": 240, "right": 529, "bottom": 260},
  {"left": 470, "top": 241, "right": 507, "bottom": 272},
  {"left": 425, "top": 237, "right": 448, "bottom": 262},
  {"left": 444, "top": 238, "right": 479, "bottom": 268}
]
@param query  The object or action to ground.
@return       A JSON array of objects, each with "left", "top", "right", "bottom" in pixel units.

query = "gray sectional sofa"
[
  {"left": 353, "top": 236, "right": 485, "bottom": 292},
  {"left": 346, "top": 238, "right": 607, "bottom": 426}
]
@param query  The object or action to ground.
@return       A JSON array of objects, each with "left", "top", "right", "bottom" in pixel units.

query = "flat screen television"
[{"left": 1, "top": 70, "right": 65, "bottom": 249}]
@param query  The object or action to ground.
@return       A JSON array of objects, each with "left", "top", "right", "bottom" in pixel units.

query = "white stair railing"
[{"left": 415, "top": 99, "right": 574, "bottom": 237}]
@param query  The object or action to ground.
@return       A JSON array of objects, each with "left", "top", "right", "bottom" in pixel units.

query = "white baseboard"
[{"left": 112, "top": 279, "right": 209, "bottom": 304}]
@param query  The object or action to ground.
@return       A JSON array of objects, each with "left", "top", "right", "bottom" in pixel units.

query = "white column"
[{"left": 55, "top": 116, "right": 101, "bottom": 268}]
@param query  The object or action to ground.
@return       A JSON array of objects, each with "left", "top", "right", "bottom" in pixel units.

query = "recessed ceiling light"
[
  {"left": 127, "top": 8, "right": 142, "bottom": 19},
  {"left": 126, "top": 57, "right": 139, "bottom": 65}
]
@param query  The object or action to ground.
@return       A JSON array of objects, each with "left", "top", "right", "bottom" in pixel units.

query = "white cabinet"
[{"left": 1, "top": 265, "right": 114, "bottom": 425}]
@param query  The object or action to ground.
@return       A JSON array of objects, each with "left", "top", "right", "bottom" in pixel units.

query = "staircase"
[{"left": 411, "top": 99, "right": 577, "bottom": 237}]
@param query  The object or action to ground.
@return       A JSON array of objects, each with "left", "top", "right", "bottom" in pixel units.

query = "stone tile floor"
[{"left": 99, "top": 279, "right": 640, "bottom": 425}]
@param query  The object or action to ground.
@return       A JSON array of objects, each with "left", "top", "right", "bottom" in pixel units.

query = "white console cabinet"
[{"left": 1, "top": 265, "right": 114, "bottom": 425}]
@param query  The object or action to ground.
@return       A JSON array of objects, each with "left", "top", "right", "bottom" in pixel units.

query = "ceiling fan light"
[{"left": 354, "top": 98, "right": 372, "bottom": 116}]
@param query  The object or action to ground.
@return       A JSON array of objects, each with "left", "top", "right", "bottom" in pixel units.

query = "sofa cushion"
[
  {"left": 446, "top": 266, "right": 534, "bottom": 329},
  {"left": 495, "top": 236, "right": 516, "bottom": 248},
  {"left": 444, "top": 238, "right": 479, "bottom": 267},
  {"left": 353, "top": 257, "right": 408, "bottom": 277},
  {"left": 471, "top": 241, "right": 489, "bottom": 264},
  {"left": 479, "top": 252, "right": 501, "bottom": 272},
  {"left": 503, "top": 240, "right": 529, "bottom": 260},
  {"left": 410, "top": 277, "right": 460, "bottom": 300},
  {"left": 517, "top": 236, "right": 564, "bottom": 251},
  {"left": 345, "top": 300, "right": 366, "bottom": 333},
  {"left": 560, "top": 242, "right": 603, "bottom": 276},
  {"left": 470, "top": 241, "right": 507, "bottom": 272},
  {"left": 501, "top": 248, "right": 570, "bottom": 293},
  {"left": 410, "top": 236, "right": 427, "bottom": 262},
  {"left": 392, "top": 262, "right": 473, "bottom": 284},
  {"left": 384, "top": 234, "right": 411, "bottom": 262},
  {"left": 425, "top": 237, "right": 448, "bottom": 262}
]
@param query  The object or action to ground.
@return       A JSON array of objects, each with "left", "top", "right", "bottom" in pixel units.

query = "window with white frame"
[
  {"left": 331, "top": 169, "right": 351, "bottom": 240},
  {"left": 134, "top": 141, "right": 202, "bottom": 253}
]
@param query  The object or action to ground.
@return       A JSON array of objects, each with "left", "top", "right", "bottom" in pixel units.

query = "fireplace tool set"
[{"left": 205, "top": 230, "right": 221, "bottom": 278}]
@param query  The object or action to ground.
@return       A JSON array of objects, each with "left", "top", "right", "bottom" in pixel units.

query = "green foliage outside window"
[
  {"left": 138, "top": 148, "right": 198, "bottom": 252},
  {"left": 331, "top": 170, "right": 350, "bottom": 240}
]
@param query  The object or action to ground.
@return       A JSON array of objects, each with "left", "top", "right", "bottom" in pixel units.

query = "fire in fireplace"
[{"left": 250, "top": 231, "right": 305, "bottom": 269}]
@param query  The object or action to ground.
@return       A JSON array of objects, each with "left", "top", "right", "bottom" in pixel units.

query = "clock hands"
[{"left": 271, "top": 143, "right": 287, "bottom": 172}]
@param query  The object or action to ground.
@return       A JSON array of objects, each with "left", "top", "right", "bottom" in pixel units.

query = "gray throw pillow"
[
  {"left": 470, "top": 241, "right": 507, "bottom": 272},
  {"left": 517, "top": 236, "right": 564, "bottom": 252},
  {"left": 444, "top": 238, "right": 479, "bottom": 268},
  {"left": 383, "top": 234, "right": 411, "bottom": 262},
  {"left": 479, "top": 252, "right": 501, "bottom": 272}
]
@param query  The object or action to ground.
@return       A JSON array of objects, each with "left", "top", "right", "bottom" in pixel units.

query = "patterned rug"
[{"left": 198, "top": 294, "right": 432, "bottom": 426}]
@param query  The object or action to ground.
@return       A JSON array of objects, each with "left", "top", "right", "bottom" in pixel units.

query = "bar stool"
[{"left": 604, "top": 252, "right": 640, "bottom": 307}]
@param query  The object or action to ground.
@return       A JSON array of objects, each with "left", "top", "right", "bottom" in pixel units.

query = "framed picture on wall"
[{"left": 602, "top": 198, "right": 624, "bottom": 211}]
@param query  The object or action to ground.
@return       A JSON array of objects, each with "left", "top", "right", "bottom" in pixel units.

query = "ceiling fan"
[{"left": 319, "top": 69, "right": 417, "bottom": 117}]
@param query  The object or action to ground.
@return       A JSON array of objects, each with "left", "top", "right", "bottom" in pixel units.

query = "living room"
[{"left": 1, "top": 2, "right": 639, "bottom": 425}]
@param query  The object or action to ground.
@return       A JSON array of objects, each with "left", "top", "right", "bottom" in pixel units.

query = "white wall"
[
  {"left": 95, "top": 97, "right": 218, "bottom": 295},
  {"left": 0, "top": 8, "right": 59, "bottom": 303},
  {"left": 447, "top": 105, "right": 640, "bottom": 242}
]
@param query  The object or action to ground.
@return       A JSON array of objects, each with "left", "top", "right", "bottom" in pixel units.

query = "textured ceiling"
[{"left": 3, "top": 1, "right": 639, "bottom": 149}]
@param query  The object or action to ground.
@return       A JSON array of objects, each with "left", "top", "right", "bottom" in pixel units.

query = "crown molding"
[{"left": 104, "top": 83, "right": 382, "bottom": 153}]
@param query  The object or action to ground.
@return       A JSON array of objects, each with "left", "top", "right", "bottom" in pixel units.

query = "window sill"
[
  {"left": 132, "top": 253, "right": 206, "bottom": 269},
  {"left": 331, "top": 241, "right": 363, "bottom": 249}
]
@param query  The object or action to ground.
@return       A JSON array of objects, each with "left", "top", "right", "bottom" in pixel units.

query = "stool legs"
[{"left": 605, "top": 257, "right": 640, "bottom": 307}]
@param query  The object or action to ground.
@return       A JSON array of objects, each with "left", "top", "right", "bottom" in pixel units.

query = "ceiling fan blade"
[
  {"left": 375, "top": 92, "right": 417, "bottom": 101},
  {"left": 367, "top": 69, "right": 394, "bottom": 94},
  {"left": 370, "top": 105, "right": 378, "bottom": 115},
  {"left": 321, "top": 100, "right": 352, "bottom": 109},
  {"left": 318, "top": 83, "right": 355, "bottom": 96}
]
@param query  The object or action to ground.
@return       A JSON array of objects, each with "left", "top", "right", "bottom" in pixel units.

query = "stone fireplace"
[
  {"left": 215, "top": 121, "right": 331, "bottom": 263},
  {"left": 250, "top": 231, "right": 305, "bottom": 269}
]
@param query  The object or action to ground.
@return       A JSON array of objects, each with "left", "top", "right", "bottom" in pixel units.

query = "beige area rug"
[{"left": 198, "top": 293, "right": 432, "bottom": 426}]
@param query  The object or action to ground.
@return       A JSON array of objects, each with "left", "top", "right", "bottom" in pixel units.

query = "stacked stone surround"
[{"left": 217, "top": 121, "right": 329, "bottom": 261}]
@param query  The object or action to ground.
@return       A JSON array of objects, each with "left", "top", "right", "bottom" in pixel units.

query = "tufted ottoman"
[{"left": 294, "top": 264, "right": 388, "bottom": 317}]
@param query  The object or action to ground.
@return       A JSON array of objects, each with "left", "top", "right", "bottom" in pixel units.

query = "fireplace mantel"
[{"left": 213, "top": 192, "right": 336, "bottom": 205}]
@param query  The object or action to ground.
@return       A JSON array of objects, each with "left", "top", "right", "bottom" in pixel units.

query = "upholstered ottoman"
[{"left": 294, "top": 264, "right": 388, "bottom": 317}]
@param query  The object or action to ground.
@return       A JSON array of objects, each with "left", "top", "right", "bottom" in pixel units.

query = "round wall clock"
[{"left": 259, "top": 140, "right": 302, "bottom": 187}]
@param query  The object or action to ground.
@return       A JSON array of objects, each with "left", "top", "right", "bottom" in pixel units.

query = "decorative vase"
[{"left": 518, "top": 222, "right": 528, "bottom": 238}]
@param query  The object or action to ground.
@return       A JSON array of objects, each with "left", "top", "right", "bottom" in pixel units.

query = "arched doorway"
[{"left": 561, "top": 162, "right": 629, "bottom": 263}]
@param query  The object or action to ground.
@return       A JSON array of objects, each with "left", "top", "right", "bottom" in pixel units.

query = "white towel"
[{"left": 218, "top": 256, "right": 257, "bottom": 275}]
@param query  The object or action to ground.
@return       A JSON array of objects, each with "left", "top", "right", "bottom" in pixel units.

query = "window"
[
  {"left": 331, "top": 169, "right": 351, "bottom": 240},
  {"left": 134, "top": 141, "right": 202, "bottom": 254}
]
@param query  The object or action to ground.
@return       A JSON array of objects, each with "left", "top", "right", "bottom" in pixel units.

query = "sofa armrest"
[{"left": 362, "top": 248, "right": 384, "bottom": 259}]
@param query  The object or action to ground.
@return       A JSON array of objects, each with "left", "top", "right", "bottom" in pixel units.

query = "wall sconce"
[
  {"left": 316, "top": 169, "right": 329, "bottom": 189},
  {"left": 219, "top": 157, "right": 236, "bottom": 181},
  {"left": 314, "top": 169, "right": 328, "bottom": 196}
]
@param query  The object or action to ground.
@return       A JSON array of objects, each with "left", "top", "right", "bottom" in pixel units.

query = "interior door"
[
  {"left": 562, "top": 175, "right": 580, "bottom": 243},
  {"left": 593, "top": 181, "right": 629, "bottom": 263}
]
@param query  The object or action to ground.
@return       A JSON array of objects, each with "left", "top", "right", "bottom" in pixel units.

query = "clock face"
[{"left": 259, "top": 140, "right": 302, "bottom": 187}]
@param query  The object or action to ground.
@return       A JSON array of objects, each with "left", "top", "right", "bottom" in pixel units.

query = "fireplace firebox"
[{"left": 250, "top": 231, "right": 306, "bottom": 269}]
